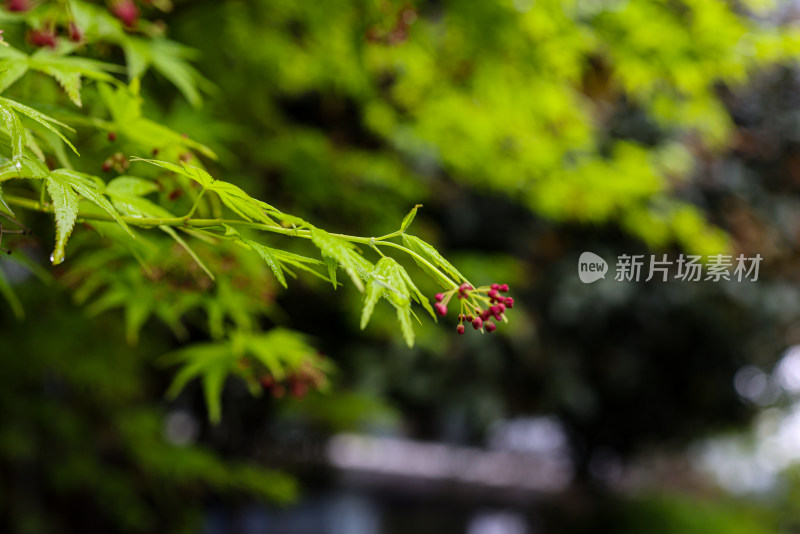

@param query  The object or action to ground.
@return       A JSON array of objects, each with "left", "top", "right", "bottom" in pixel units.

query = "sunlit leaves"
[{"left": 216, "top": 0, "right": 775, "bottom": 253}]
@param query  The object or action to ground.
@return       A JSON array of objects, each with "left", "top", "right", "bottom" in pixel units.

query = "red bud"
[{"left": 112, "top": 0, "right": 139, "bottom": 28}]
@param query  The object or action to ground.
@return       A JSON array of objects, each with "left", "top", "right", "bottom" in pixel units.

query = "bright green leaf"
[
  {"left": 402, "top": 234, "right": 466, "bottom": 285},
  {"left": 0, "top": 97, "right": 77, "bottom": 155},
  {"left": 50, "top": 169, "right": 133, "bottom": 237},
  {"left": 0, "top": 103, "right": 24, "bottom": 162},
  {"left": 0, "top": 59, "right": 27, "bottom": 94},
  {"left": 106, "top": 176, "right": 159, "bottom": 197},
  {"left": 360, "top": 257, "right": 415, "bottom": 346},
  {"left": 324, "top": 255, "right": 339, "bottom": 289},
  {"left": 0, "top": 183, "right": 13, "bottom": 217},
  {"left": 245, "top": 240, "right": 288, "bottom": 289},
  {"left": 400, "top": 204, "right": 422, "bottom": 232},
  {"left": 46, "top": 174, "right": 80, "bottom": 265},
  {"left": 311, "top": 227, "right": 369, "bottom": 292}
]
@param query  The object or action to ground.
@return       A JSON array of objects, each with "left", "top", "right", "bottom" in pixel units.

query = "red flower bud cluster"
[
  {"left": 26, "top": 19, "right": 85, "bottom": 49},
  {"left": 258, "top": 360, "right": 325, "bottom": 400},
  {"left": 28, "top": 28, "right": 57, "bottom": 49},
  {"left": 68, "top": 22, "right": 83, "bottom": 43},
  {"left": 365, "top": 5, "right": 417, "bottom": 46},
  {"left": 6, "top": 0, "right": 30, "bottom": 12},
  {"left": 102, "top": 152, "right": 129, "bottom": 173},
  {"left": 434, "top": 282, "right": 514, "bottom": 335}
]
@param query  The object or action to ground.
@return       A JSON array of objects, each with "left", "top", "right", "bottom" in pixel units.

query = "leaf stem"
[
  {"left": 4, "top": 193, "right": 459, "bottom": 289},
  {"left": 183, "top": 187, "right": 206, "bottom": 219}
]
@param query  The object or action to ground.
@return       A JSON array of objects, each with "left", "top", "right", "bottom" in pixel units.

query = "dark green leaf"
[
  {"left": 203, "top": 366, "right": 228, "bottom": 424},
  {"left": 0, "top": 267, "right": 23, "bottom": 319},
  {"left": 125, "top": 295, "right": 152, "bottom": 345}
]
